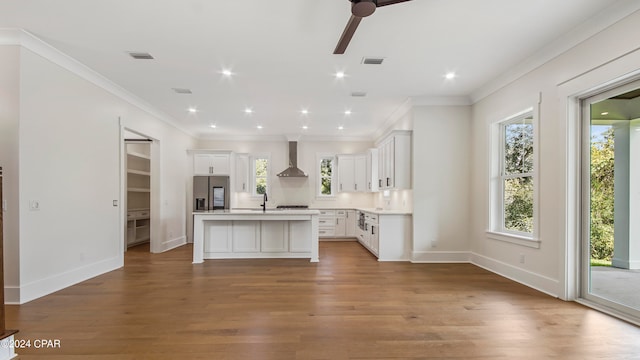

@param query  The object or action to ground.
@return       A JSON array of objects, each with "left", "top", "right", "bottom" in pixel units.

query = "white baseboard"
[
  {"left": 4, "top": 286, "right": 21, "bottom": 305},
  {"left": 470, "top": 252, "right": 560, "bottom": 298},
  {"left": 411, "top": 250, "right": 471, "bottom": 263},
  {"left": 17, "top": 255, "right": 122, "bottom": 304},
  {"left": 161, "top": 235, "right": 187, "bottom": 252}
]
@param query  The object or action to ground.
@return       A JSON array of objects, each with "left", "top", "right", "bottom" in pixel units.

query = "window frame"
[
  {"left": 487, "top": 101, "right": 540, "bottom": 248},
  {"left": 250, "top": 154, "right": 270, "bottom": 198},
  {"left": 316, "top": 153, "right": 336, "bottom": 198}
]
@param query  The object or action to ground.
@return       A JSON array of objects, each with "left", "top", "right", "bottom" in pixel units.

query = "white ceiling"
[{"left": 0, "top": 0, "right": 630, "bottom": 140}]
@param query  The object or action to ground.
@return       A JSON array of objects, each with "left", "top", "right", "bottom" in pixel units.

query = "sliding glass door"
[{"left": 581, "top": 80, "right": 640, "bottom": 323}]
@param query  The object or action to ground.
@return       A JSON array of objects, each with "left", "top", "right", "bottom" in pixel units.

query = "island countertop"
[{"left": 193, "top": 209, "right": 320, "bottom": 216}]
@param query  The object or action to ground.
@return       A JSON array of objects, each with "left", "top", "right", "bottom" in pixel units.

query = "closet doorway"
[{"left": 123, "top": 129, "right": 158, "bottom": 253}]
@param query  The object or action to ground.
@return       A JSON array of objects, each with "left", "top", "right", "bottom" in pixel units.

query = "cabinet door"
[
  {"left": 354, "top": 155, "right": 367, "bottom": 192},
  {"left": 335, "top": 216, "right": 346, "bottom": 237},
  {"left": 211, "top": 154, "right": 230, "bottom": 175},
  {"left": 289, "top": 221, "right": 312, "bottom": 252},
  {"left": 261, "top": 222, "right": 289, "bottom": 252},
  {"left": 337, "top": 155, "right": 355, "bottom": 192},
  {"left": 366, "top": 149, "right": 378, "bottom": 192},
  {"left": 370, "top": 223, "right": 379, "bottom": 255},
  {"left": 203, "top": 221, "right": 232, "bottom": 253},
  {"left": 235, "top": 154, "right": 249, "bottom": 192},
  {"left": 194, "top": 154, "right": 213, "bottom": 175},
  {"left": 385, "top": 138, "right": 395, "bottom": 188},
  {"left": 345, "top": 210, "right": 356, "bottom": 237},
  {"left": 377, "top": 142, "right": 386, "bottom": 189}
]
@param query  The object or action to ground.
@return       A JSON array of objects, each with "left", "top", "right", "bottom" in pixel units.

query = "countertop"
[
  {"left": 193, "top": 209, "right": 320, "bottom": 216},
  {"left": 355, "top": 208, "right": 413, "bottom": 215}
]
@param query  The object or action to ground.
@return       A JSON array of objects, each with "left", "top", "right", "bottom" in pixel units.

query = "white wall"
[
  {"left": 0, "top": 46, "right": 21, "bottom": 300},
  {"left": 411, "top": 106, "right": 472, "bottom": 262},
  {"left": 1, "top": 38, "right": 195, "bottom": 303},
  {"left": 469, "top": 9, "right": 640, "bottom": 297}
]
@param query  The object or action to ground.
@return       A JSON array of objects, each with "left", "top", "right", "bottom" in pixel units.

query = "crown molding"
[
  {"left": 0, "top": 28, "right": 195, "bottom": 138},
  {"left": 198, "top": 133, "right": 374, "bottom": 143},
  {"left": 470, "top": 0, "right": 640, "bottom": 103}
]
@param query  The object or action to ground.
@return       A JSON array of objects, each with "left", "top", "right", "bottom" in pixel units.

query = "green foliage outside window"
[
  {"left": 590, "top": 127, "right": 614, "bottom": 261},
  {"left": 503, "top": 121, "right": 534, "bottom": 233},
  {"left": 255, "top": 158, "right": 268, "bottom": 195},
  {"left": 320, "top": 158, "right": 333, "bottom": 195}
]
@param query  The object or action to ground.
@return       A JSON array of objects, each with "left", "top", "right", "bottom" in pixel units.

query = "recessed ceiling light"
[
  {"left": 301, "top": 109, "right": 309, "bottom": 115},
  {"left": 221, "top": 69, "right": 233, "bottom": 77},
  {"left": 257, "top": 125, "right": 263, "bottom": 129},
  {"left": 445, "top": 72, "right": 457, "bottom": 80},
  {"left": 210, "top": 124, "right": 217, "bottom": 128},
  {"left": 302, "top": 125, "right": 308, "bottom": 130},
  {"left": 244, "top": 108, "right": 253, "bottom": 114},
  {"left": 188, "top": 107, "right": 198, "bottom": 113},
  {"left": 601, "top": 112, "right": 609, "bottom": 115},
  {"left": 344, "top": 110, "right": 352, "bottom": 115},
  {"left": 335, "top": 71, "right": 346, "bottom": 79},
  {"left": 338, "top": 126, "right": 344, "bottom": 130}
]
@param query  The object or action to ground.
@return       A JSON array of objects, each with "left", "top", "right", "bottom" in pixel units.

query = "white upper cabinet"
[
  {"left": 235, "top": 153, "right": 249, "bottom": 192},
  {"left": 337, "top": 155, "right": 356, "bottom": 192},
  {"left": 365, "top": 148, "right": 378, "bottom": 192},
  {"left": 190, "top": 151, "right": 232, "bottom": 175},
  {"left": 354, "top": 155, "right": 367, "bottom": 192},
  {"left": 377, "top": 131, "right": 412, "bottom": 190}
]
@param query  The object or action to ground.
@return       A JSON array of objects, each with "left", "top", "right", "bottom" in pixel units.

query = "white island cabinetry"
[{"left": 193, "top": 209, "right": 319, "bottom": 263}]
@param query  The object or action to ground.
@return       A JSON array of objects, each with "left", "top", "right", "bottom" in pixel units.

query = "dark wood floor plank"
[{"left": 5, "top": 241, "right": 640, "bottom": 359}]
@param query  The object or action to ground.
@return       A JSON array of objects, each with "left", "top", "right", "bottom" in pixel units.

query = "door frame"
[{"left": 120, "top": 125, "right": 162, "bottom": 254}]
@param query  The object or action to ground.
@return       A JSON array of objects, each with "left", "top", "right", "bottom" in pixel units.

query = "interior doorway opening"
[{"left": 122, "top": 129, "right": 159, "bottom": 255}]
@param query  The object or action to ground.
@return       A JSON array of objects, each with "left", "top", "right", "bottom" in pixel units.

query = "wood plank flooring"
[{"left": 6, "top": 241, "right": 640, "bottom": 359}]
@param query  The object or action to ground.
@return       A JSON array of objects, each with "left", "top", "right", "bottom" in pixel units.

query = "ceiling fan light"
[{"left": 351, "top": 0, "right": 376, "bottom": 17}]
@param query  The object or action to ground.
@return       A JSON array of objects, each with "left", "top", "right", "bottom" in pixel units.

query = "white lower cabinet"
[
  {"left": 204, "top": 220, "right": 232, "bottom": 253},
  {"left": 357, "top": 210, "right": 412, "bottom": 261},
  {"left": 261, "top": 222, "right": 289, "bottom": 252},
  {"left": 289, "top": 221, "right": 312, "bottom": 252},
  {"left": 318, "top": 209, "right": 358, "bottom": 239}
]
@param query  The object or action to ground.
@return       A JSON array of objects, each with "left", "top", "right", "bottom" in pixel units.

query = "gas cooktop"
[{"left": 276, "top": 205, "right": 309, "bottom": 209}]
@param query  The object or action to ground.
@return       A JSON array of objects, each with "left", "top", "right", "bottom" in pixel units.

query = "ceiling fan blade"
[
  {"left": 333, "top": 15, "right": 362, "bottom": 54},
  {"left": 376, "top": 0, "right": 412, "bottom": 7}
]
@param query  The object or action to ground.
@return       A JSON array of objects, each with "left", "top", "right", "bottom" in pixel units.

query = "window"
[
  {"left": 489, "top": 107, "right": 538, "bottom": 244},
  {"left": 252, "top": 155, "right": 269, "bottom": 196},
  {"left": 318, "top": 155, "right": 335, "bottom": 197}
]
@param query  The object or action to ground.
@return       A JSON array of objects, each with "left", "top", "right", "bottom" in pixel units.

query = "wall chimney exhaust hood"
[{"left": 277, "top": 141, "right": 308, "bottom": 177}]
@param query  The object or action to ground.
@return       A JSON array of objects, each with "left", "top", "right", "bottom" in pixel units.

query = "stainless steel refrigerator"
[{"left": 193, "top": 175, "right": 230, "bottom": 211}]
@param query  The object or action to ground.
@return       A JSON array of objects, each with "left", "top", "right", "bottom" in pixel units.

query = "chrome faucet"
[{"left": 261, "top": 193, "right": 268, "bottom": 212}]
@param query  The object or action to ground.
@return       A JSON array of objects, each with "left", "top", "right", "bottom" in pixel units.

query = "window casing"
[{"left": 489, "top": 106, "right": 539, "bottom": 246}]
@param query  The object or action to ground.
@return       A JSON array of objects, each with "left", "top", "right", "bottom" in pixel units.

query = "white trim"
[
  {"left": 0, "top": 28, "right": 194, "bottom": 138},
  {"left": 488, "top": 96, "right": 540, "bottom": 240},
  {"left": 470, "top": 0, "right": 640, "bottom": 103},
  {"left": 486, "top": 231, "right": 541, "bottom": 249},
  {"left": 470, "top": 252, "right": 560, "bottom": 298},
  {"left": 161, "top": 235, "right": 187, "bottom": 252},
  {"left": 411, "top": 251, "right": 471, "bottom": 263},
  {"left": 372, "top": 98, "right": 413, "bottom": 141},
  {"left": 0, "top": 335, "right": 17, "bottom": 360},
  {"left": 3, "top": 286, "right": 20, "bottom": 305},
  {"left": 411, "top": 96, "right": 472, "bottom": 106},
  {"left": 17, "top": 255, "right": 122, "bottom": 304}
]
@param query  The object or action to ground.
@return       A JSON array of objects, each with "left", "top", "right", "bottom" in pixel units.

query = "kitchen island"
[{"left": 192, "top": 209, "right": 320, "bottom": 263}]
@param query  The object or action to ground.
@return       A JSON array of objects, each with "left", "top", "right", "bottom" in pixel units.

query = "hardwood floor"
[{"left": 6, "top": 241, "right": 640, "bottom": 359}]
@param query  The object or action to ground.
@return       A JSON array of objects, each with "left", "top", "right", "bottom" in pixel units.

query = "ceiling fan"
[{"left": 333, "top": 0, "right": 412, "bottom": 54}]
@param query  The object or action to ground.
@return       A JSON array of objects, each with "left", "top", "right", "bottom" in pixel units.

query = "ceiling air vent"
[
  {"left": 128, "top": 52, "right": 154, "bottom": 60},
  {"left": 362, "top": 57, "right": 384, "bottom": 65},
  {"left": 172, "top": 88, "right": 192, "bottom": 94},
  {"left": 351, "top": 91, "right": 367, "bottom": 97}
]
